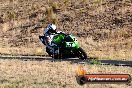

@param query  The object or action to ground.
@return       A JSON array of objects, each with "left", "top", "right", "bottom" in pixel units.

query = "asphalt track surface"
[{"left": 0, "top": 55, "right": 132, "bottom": 67}]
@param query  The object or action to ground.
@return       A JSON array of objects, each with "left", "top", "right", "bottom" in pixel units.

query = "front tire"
[{"left": 76, "top": 47, "right": 87, "bottom": 60}]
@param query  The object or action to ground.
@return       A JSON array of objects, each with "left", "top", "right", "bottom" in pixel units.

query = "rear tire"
[
  {"left": 76, "top": 47, "right": 87, "bottom": 60},
  {"left": 46, "top": 47, "right": 52, "bottom": 56},
  {"left": 51, "top": 48, "right": 63, "bottom": 59},
  {"left": 52, "top": 54, "right": 61, "bottom": 59}
]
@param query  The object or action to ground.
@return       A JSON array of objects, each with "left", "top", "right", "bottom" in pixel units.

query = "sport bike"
[{"left": 39, "top": 33, "right": 87, "bottom": 60}]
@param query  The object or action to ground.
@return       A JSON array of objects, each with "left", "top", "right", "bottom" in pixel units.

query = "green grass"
[{"left": 89, "top": 59, "right": 102, "bottom": 65}]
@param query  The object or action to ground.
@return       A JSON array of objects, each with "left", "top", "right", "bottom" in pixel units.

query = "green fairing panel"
[
  {"left": 66, "top": 35, "right": 80, "bottom": 49},
  {"left": 72, "top": 36, "right": 80, "bottom": 48},
  {"left": 52, "top": 34, "right": 80, "bottom": 49},
  {"left": 52, "top": 34, "right": 64, "bottom": 45},
  {"left": 75, "top": 41, "right": 80, "bottom": 49}
]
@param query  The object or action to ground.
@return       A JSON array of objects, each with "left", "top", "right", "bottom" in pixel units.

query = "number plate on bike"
[{"left": 66, "top": 42, "right": 76, "bottom": 47}]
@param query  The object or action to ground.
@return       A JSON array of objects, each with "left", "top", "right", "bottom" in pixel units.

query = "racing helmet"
[{"left": 47, "top": 24, "right": 57, "bottom": 33}]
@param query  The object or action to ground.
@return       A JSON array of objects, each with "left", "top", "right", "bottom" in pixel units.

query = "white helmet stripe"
[{"left": 51, "top": 24, "right": 56, "bottom": 30}]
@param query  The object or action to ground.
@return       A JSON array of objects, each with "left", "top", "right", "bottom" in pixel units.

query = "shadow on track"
[
  {"left": 0, "top": 55, "right": 88, "bottom": 63},
  {"left": 0, "top": 55, "right": 132, "bottom": 67}
]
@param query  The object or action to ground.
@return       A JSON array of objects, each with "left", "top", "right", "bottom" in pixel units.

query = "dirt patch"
[
  {"left": 0, "top": 0, "right": 132, "bottom": 59},
  {"left": 0, "top": 59, "right": 131, "bottom": 88}
]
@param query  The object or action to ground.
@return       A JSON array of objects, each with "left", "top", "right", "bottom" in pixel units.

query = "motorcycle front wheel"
[{"left": 75, "top": 47, "right": 87, "bottom": 60}]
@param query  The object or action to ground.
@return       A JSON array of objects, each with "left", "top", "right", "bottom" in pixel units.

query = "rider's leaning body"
[{"left": 43, "top": 23, "right": 65, "bottom": 53}]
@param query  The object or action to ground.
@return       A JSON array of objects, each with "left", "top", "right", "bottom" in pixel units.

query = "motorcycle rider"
[
  {"left": 39, "top": 23, "right": 87, "bottom": 60},
  {"left": 42, "top": 23, "right": 64, "bottom": 54},
  {"left": 44, "top": 23, "right": 57, "bottom": 46}
]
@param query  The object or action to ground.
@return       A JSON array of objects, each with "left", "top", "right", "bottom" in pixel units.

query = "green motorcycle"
[{"left": 39, "top": 33, "right": 87, "bottom": 60}]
